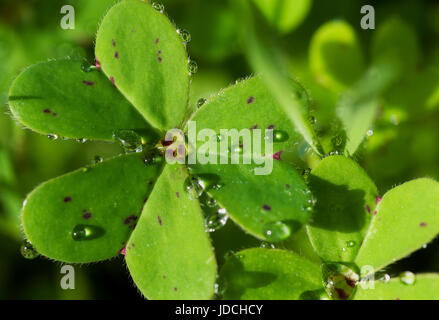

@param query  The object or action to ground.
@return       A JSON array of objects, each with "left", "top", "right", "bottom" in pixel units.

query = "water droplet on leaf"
[
  {"left": 197, "top": 98, "right": 207, "bottom": 109},
  {"left": 177, "top": 29, "right": 191, "bottom": 43},
  {"left": 205, "top": 208, "right": 228, "bottom": 232},
  {"left": 346, "top": 240, "right": 356, "bottom": 248},
  {"left": 188, "top": 60, "right": 198, "bottom": 75},
  {"left": 152, "top": 2, "right": 164, "bottom": 13},
  {"left": 113, "top": 129, "right": 143, "bottom": 153},
  {"left": 399, "top": 271, "right": 416, "bottom": 285},
  {"left": 72, "top": 224, "right": 104, "bottom": 241},
  {"left": 20, "top": 240, "right": 39, "bottom": 260},
  {"left": 94, "top": 155, "right": 103, "bottom": 164},
  {"left": 47, "top": 134, "right": 58, "bottom": 140},
  {"left": 262, "top": 221, "right": 291, "bottom": 243}
]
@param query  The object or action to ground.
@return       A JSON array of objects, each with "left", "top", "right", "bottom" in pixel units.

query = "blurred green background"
[{"left": 1, "top": 0, "right": 439, "bottom": 299}]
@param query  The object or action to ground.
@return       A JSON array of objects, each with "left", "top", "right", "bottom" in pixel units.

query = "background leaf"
[
  {"left": 309, "top": 20, "right": 365, "bottom": 92},
  {"left": 219, "top": 248, "right": 322, "bottom": 299},
  {"left": 252, "top": 0, "right": 312, "bottom": 34},
  {"left": 125, "top": 164, "right": 217, "bottom": 300},
  {"left": 355, "top": 178, "right": 439, "bottom": 271},
  {"left": 307, "top": 155, "right": 378, "bottom": 262},
  {"left": 95, "top": 0, "right": 190, "bottom": 131},
  {"left": 354, "top": 274, "right": 439, "bottom": 300},
  {"left": 22, "top": 153, "right": 163, "bottom": 263},
  {"left": 9, "top": 60, "right": 155, "bottom": 142}
]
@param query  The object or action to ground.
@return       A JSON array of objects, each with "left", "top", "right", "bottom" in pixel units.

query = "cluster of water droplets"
[{"left": 183, "top": 174, "right": 227, "bottom": 232}]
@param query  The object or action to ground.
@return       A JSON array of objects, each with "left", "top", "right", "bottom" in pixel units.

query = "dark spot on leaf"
[
  {"left": 112, "top": 39, "right": 116, "bottom": 47},
  {"left": 95, "top": 59, "right": 101, "bottom": 70},
  {"left": 158, "top": 57, "right": 162, "bottom": 63},
  {"left": 273, "top": 151, "right": 284, "bottom": 160},
  {"left": 420, "top": 222, "right": 427, "bottom": 227},
  {"left": 143, "top": 198, "right": 148, "bottom": 203},
  {"left": 158, "top": 216, "right": 162, "bottom": 226},
  {"left": 174, "top": 287, "right": 178, "bottom": 291},
  {"left": 268, "top": 125, "right": 275, "bottom": 130},
  {"left": 163, "top": 275, "right": 166, "bottom": 279},
  {"left": 64, "top": 197, "right": 72, "bottom": 203},
  {"left": 82, "top": 80, "right": 94, "bottom": 86},
  {"left": 247, "top": 96, "right": 254, "bottom": 104},
  {"left": 155, "top": 38, "right": 160, "bottom": 44},
  {"left": 82, "top": 212, "right": 92, "bottom": 220},
  {"left": 131, "top": 243, "right": 135, "bottom": 247},
  {"left": 120, "top": 246, "right": 127, "bottom": 255},
  {"left": 148, "top": 181, "right": 153, "bottom": 185},
  {"left": 124, "top": 215, "right": 138, "bottom": 225},
  {"left": 176, "top": 192, "right": 180, "bottom": 198},
  {"left": 251, "top": 124, "right": 258, "bottom": 130},
  {"left": 366, "top": 205, "right": 371, "bottom": 213},
  {"left": 115, "top": 51, "right": 119, "bottom": 59},
  {"left": 262, "top": 204, "right": 271, "bottom": 211},
  {"left": 285, "top": 184, "right": 291, "bottom": 189},
  {"left": 373, "top": 210, "right": 377, "bottom": 216},
  {"left": 158, "top": 50, "right": 162, "bottom": 54},
  {"left": 43, "top": 109, "right": 51, "bottom": 114},
  {"left": 110, "top": 76, "right": 116, "bottom": 87},
  {"left": 52, "top": 113, "right": 57, "bottom": 116}
]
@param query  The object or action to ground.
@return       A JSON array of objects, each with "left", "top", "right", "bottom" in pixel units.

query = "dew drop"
[
  {"left": 184, "top": 176, "right": 204, "bottom": 200},
  {"left": 72, "top": 224, "right": 104, "bottom": 241},
  {"left": 399, "top": 271, "right": 416, "bottom": 285},
  {"left": 262, "top": 221, "right": 291, "bottom": 243},
  {"left": 205, "top": 208, "right": 228, "bottom": 232},
  {"left": 47, "top": 134, "right": 58, "bottom": 140},
  {"left": 20, "top": 240, "right": 39, "bottom": 260},
  {"left": 143, "top": 149, "right": 163, "bottom": 166},
  {"left": 367, "top": 129, "right": 374, "bottom": 137},
  {"left": 346, "top": 240, "right": 356, "bottom": 248},
  {"left": 177, "top": 29, "right": 191, "bottom": 43},
  {"left": 81, "top": 61, "right": 94, "bottom": 73},
  {"left": 76, "top": 138, "right": 87, "bottom": 144},
  {"left": 188, "top": 59, "right": 198, "bottom": 75},
  {"left": 379, "top": 274, "right": 391, "bottom": 283},
  {"left": 272, "top": 130, "right": 289, "bottom": 143},
  {"left": 151, "top": 2, "right": 164, "bottom": 13},
  {"left": 197, "top": 98, "right": 207, "bottom": 109},
  {"left": 260, "top": 242, "right": 276, "bottom": 249},
  {"left": 94, "top": 155, "right": 103, "bottom": 164},
  {"left": 113, "top": 129, "right": 143, "bottom": 153}
]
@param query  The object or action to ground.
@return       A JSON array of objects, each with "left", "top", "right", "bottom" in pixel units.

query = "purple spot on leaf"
[
  {"left": 43, "top": 109, "right": 51, "bottom": 114},
  {"left": 158, "top": 216, "right": 162, "bottom": 226},
  {"left": 420, "top": 222, "right": 427, "bottom": 227},
  {"left": 285, "top": 184, "right": 291, "bottom": 189},
  {"left": 376, "top": 196, "right": 382, "bottom": 205},
  {"left": 112, "top": 39, "right": 116, "bottom": 47},
  {"left": 366, "top": 205, "right": 371, "bottom": 213},
  {"left": 82, "top": 212, "right": 92, "bottom": 220},
  {"left": 95, "top": 59, "right": 101, "bottom": 70},
  {"left": 262, "top": 204, "right": 271, "bottom": 211},
  {"left": 64, "top": 197, "right": 72, "bottom": 203},
  {"left": 124, "top": 215, "right": 138, "bottom": 225},
  {"left": 115, "top": 51, "right": 119, "bottom": 59},
  {"left": 110, "top": 76, "right": 116, "bottom": 87},
  {"left": 273, "top": 151, "right": 284, "bottom": 160},
  {"left": 251, "top": 124, "right": 258, "bottom": 130},
  {"left": 158, "top": 57, "right": 162, "bottom": 63},
  {"left": 82, "top": 80, "right": 94, "bottom": 86},
  {"left": 268, "top": 125, "right": 275, "bottom": 130},
  {"left": 247, "top": 96, "right": 254, "bottom": 104},
  {"left": 155, "top": 38, "right": 160, "bottom": 44}
]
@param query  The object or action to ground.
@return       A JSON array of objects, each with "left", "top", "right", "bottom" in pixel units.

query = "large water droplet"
[
  {"left": 262, "top": 221, "right": 291, "bottom": 243},
  {"left": 177, "top": 29, "right": 191, "bottom": 43},
  {"left": 20, "top": 240, "right": 39, "bottom": 260},
  {"left": 72, "top": 224, "right": 104, "bottom": 241},
  {"left": 399, "top": 271, "right": 416, "bottom": 285},
  {"left": 322, "top": 263, "right": 359, "bottom": 300},
  {"left": 113, "top": 129, "right": 143, "bottom": 153},
  {"left": 188, "top": 60, "right": 198, "bottom": 75},
  {"left": 205, "top": 208, "right": 228, "bottom": 232},
  {"left": 184, "top": 176, "right": 204, "bottom": 200}
]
